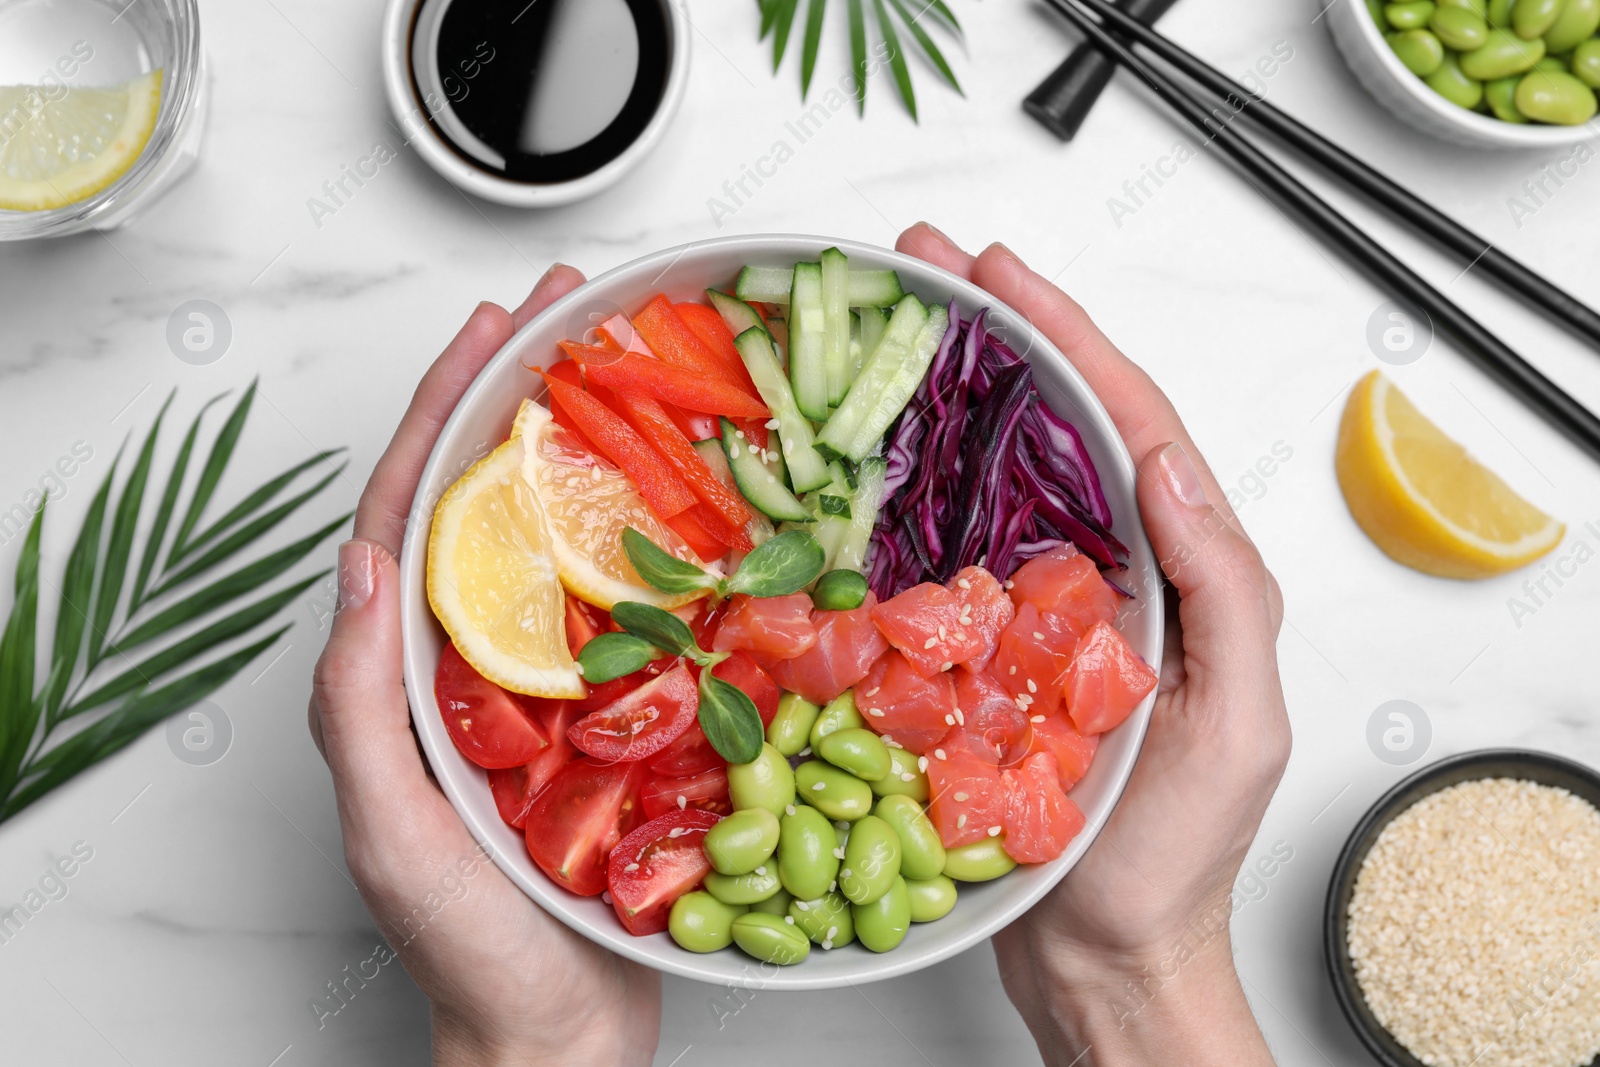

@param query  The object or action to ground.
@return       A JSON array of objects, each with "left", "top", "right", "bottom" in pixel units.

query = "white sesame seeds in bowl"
[
  {"left": 398, "top": 235, "right": 1164, "bottom": 990},
  {"left": 1325, "top": 749, "right": 1600, "bottom": 1067}
]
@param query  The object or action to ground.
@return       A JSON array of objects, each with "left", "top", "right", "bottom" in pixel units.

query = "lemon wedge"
[
  {"left": 0, "top": 69, "right": 163, "bottom": 212},
  {"left": 427, "top": 436, "right": 583, "bottom": 698},
  {"left": 1336, "top": 370, "right": 1564, "bottom": 579},
  {"left": 513, "top": 400, "right": 708, "bottom": 611}
]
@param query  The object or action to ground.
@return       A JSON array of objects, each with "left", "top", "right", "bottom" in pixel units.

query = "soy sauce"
[{"left": 411, "top": 0, "right": 670, "bottom": 185}]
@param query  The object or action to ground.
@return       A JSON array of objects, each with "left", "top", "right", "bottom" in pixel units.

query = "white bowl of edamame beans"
[
  {"left": 1330, "top": 0, "right": 1600, "bottom": 147},
  {"left": 398, "top": 235, "right": 1165, "bottom": 990}
]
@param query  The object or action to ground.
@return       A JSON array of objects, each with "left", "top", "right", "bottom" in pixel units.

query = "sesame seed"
[
  {"left": 954, "top": 791, "right": 969, "bottom": 802},
  {"left": 938, "top": 625, "right": 948, "bottom": 640},
  {"left": 934, "top": 748, "right": 947, "bottom": 760},
  {"left": 923, "top": 636, "right": 938, "bottom": 650},
  {"left": 624, "top": 863, "right": 640, "bottom": 873},
  {"left": 988, "top": 825, "right": 1002, "bottom": 837},
  {"left": 785, "top": 804, "right": 796, "bottom": 816},
  {"left": 954, "top": 708, "right": 965, "bottom": 725},
  {"left": 826, "top": 926, "right": 838, "bottom": 940},
  {"left": 833, "top": 846, "right": 846, "bottom": 859},
  {"left": 957, "top": 814, "right": 968, "bottom": 829},
  {"left": 863, "top": 687, "right": 880, "bottom": 698},
  {"left": 730, "top": 443, "right": 741, "bottom": 459},
  {"left": 765, "top": 418, "right": 780, "bottom": 430},
  {"left": 885, "top": 738, "right": 903, "bottom": 748},
  {"left": 957, "top": 578, "right": 971, "bottom": 590},
  {"left": 798, "top": 746, "right": 812, "bottom": 757},
  {"left": 840, "top": 868, "right": 852, "bottom": 878},
  {"left": 735, "top": 429, "right": 746, "bottom": 440},
  {"left": 1004, "top": 580, "right": 1014, "bottom": 589},
  {"left": 1018, "top": 693, "right": 1034, "bottom": 708},
  {"left": 1026, "top": 679, "right": 1039, "bottom": 694},
  {"left": 958, "top": 617, "right": 972, "bottom": 627},
  {"left": 796, "top": 899, "right": 811, "bottom": 911},
  {"left": 944, "top": 714, "right": 955, "bottom": 726},
  {"left": 812, "top": 781, "right": 826, "bottom": 791},
  {"left": 941, "top": 661, "right": 953, "bottom": 672},
  {"left": 829, "top": 880, "right": 837, "bottom": 892},
  {"left": 1009, "top": 665, "right": 1017, "bottom": 675},
  {"left": 917, "top": 757, "right": 929, "bottom": 772},
  {"left": 785, "top": 915, "right": 795, "bottom": 924},
  {"left": 668, "top": 827, "right": 687, "bottom": 838},
  {"left": 1031, "top": 715, "right": 1046, "bottom": 723},
  {"left": 1033, "top": 631, "right": 1045, "bottom": 641},
  {"left": 867, "top": 707, "right": 885, "bottom": 717},
  {"left": 1015, "top": 697, "right": 1029, "bottom": 711},
  {"left": 677, "top": 795, "right": 687, "bottom": 810},
  {"left": 901, "top": 772, "right": 915, "bottom": 782},
  {"left": 822, "top": 938, "right": 834, "bottom": 950},
  {"left": 574, "top": 663, "right": 586, "bottom": 676}
]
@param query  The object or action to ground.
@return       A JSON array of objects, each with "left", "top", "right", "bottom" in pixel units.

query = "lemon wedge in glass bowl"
[{"left": 0, "top": 69, "right": 162, "bottom": 212}]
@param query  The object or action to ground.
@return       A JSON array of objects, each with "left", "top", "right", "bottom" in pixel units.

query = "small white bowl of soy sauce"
[{"left": 382, "top": 0, "right": 689, "bottom": 207}]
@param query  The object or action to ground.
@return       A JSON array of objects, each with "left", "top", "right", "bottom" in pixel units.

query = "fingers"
[
  {"left": 968, "top": 244, "right": 1244, "bottom": 534},
  {"left": 512, "top": 264, "right": 587, "bottom": 330},
  {"left": 1136, "top": 443, "right": 1282, "bottom": 727},
  {"left": 309, "top": 539, "right": 432, "bottom": 819},
  {"left": 896, "top": 223, "right": 976, "bottom": 279},
  {"left": 355, "top": 265, "right": 589, "bottom": 554},
  {"left": 355, "top": 302, "right": 515, "bottom": 554}
]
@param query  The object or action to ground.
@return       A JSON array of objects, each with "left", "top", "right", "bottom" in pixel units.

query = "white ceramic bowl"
[
  {"left": 1327, "top": 0, "right": 1599, "bottom": 148},
  {"left": 398, "top": 235, "right": 1165, "bottom": 990},
  {"left": 380, "top": 0, "right": 691, "bottom": 207}
]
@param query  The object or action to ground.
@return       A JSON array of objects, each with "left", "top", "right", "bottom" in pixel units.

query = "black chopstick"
[
  {"left": 1024, "top": 0, "right": 1184, "bottom": 141},
  {"left": 1071, "top": 0, "right": 1600, "bottom": 353},
  {"left": 1041, "top": 0, "right": 1600, "bottom": 463}
]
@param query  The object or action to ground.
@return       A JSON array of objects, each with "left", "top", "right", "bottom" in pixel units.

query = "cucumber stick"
[
  {"left": 706, "top": 288, "right": 763, "bottom": 336},
  {"left": 815, "top": 296, "right": 946, "bottom": 463},
  {"left": 820, "top": 248, "right": 851, "bottom": 406},
  {"left": 716, "top": 419, "right": 812, "bottom": 523},
  {"left": 737, "top": 265, "right": 906, "bottom": 307},
  {"left": 693, "top": 437, "right": 778, "bottom": 546},
  {"left": 788, "top": 263, "right": 828, "bottom": 421},
  {"left": 855, "top": 305, "right": 887, "bottom": 381},
  {"left": 732, "top": 326, "right": 833, "bottom": 494},
  {"left": 808, "top": 457, "right": 888, "bottom": 574}
]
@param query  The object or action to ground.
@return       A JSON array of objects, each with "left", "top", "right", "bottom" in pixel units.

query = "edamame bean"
[
  {"left": 1516, "top": 67, "right": 1600, "bottom": 121},
  {"left": 1486, "top": 74, "right": 1531, "bottom": 118},
  {"left": 817, "top": 727, "right": 891, "bottom": 782},
  {"left": 1460, "top": 28, "right": 1546, "bottom": 78},
  {"left": 809, "top": 690, "right": 865, "bottom": 750},
  {"left": 1385, "top": 0, "right": 1437, "bottom": 28},
  {"left": 1544, "top": 0, "right": 1600, "bottom": 51},
  {"left": 703, "top": 865, "right": 784, "bottom": 905},
  {"left": 943, "top": 837, "right": 1019, "bottom": 882},
  {"left": 727, "top": 743, "right": 795, "bottom": 817},
  {"left": 796, "top": 759, "right": 875, "bottom": 821},
  {"left": 669, "top": 892, "right": 748, "bottom": 953},
  {"left": 1574, "top": 39, "right": 1600, "bottom": 86},
  {"left": 767, "top": 693, "right": 821, "bottom": 757},
  {"left": 853, "top": 877, "right": 911, "bottom": 952},
  {"left": 704, "top": 807, "right": 781, "bottom": 875},
  {"left": 730, "top": 912, "right": 811, "bottom": 965},
  {"left": 749, "top": 888, "right": 795, "bottom": 915},
  {"left": 1534, "top": 55, "right": 1569, "bottom": 72},
  {"left": 874, "top": 795, "right": 946, "bottom": 881},
  {"left": 1438, "top": 0, "right": 1488, "bottom": 17},
  {"left": 870, "top": 747, "right": 930, "bottom": 802},
  {"left": 1513, "top": 0, "right": 1565, "bottom": 39},
  {"left": 1488, "top": 0, "right": 1515, "bottom": 26},
  {"left": 777, "top": 805, "right": 840, "bottom": 900},
  {"left": 1431, "top": 4, "right": 1490, "bottom": 47},
  {"left": 839, "top": 815, "right": 902, "bottom": 905},
  {"left": 789, "top": 892, "right": 855, "bottom": 948},
  {"left": 1426, "top": 50, "right": 1486, "bottom": 107},
  {"left": 1387, "top": 28, "right": 1446, "bottom": 74},
  {"left": 905, "top": 875, "right": 959, "bottom": 923}
]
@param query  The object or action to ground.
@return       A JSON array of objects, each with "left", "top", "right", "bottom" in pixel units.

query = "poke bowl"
[{"left": 398, "top": 234, "right": 1165, "bottom": 990}]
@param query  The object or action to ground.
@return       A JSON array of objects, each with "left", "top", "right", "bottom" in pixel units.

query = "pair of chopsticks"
[{"left": 1042, "top": 0, "right": 1600, "bottom": 462}]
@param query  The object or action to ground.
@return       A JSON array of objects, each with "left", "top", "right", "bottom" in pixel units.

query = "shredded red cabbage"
[{"left": 868, "top": 304, "right": 1127, "bottom": 598}]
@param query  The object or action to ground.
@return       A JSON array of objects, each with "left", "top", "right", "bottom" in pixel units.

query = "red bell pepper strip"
[
  {"left": 538, "top": 373, "right": 697, "bottom": 519},
  {"left": 666, "top": 504, "right": 731, "bottom": 562},
  {"left": 597, "top": 313, "right": 655, "bottom": 358},
  {"left": 613, "top": 389, "right": 754, "bottom": 538},
  {"left": 689, "top": 502, "right": 752, "bottom": 555},
  {"left": 632, "top": 296, "right": 733, "bottom": 379},
  {"left": 541, "top": 361, "right": 601, "bottom": 453},
  {"left": 674, "top": 301, "right": 764, "bottom": 400},
  {"left": 564, "top": 346, "right": 770, "bottom": 420}
]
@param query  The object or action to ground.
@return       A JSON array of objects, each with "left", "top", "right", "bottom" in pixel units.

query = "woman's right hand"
[{"left": 896, "top": 224, "right": 1290, "bottom": 1066}]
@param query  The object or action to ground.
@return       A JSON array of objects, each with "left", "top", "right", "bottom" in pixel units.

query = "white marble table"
[{"left": 3, "top": 0, "right": 1599, "bottom": 1063}]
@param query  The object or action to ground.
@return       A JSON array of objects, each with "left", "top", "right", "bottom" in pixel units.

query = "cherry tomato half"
[
  {"left": 434, "top": 641, "right": 548, "bottom": 769},
  {"left": 606, "top": 808, "right": 721, "bottom": 935},
  {"left": 524, "top": 758, "right": 645, "bottom": 896},
  {"left": 567, "top": 664, "right": 698, "bottom": 763}
]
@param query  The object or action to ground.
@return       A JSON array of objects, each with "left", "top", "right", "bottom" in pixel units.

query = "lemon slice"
[
  {"left": 0, "top": 69, "right": 163, "bottom": 212},
  {"left": 427, "top": 436, "right": 583, "bottom": 698},
  {"left": 513, "top": 399, "right": 709, "bottom": 611},
  {"left": 1336, "top": 370, "right": 1564, "bottom": 579}
]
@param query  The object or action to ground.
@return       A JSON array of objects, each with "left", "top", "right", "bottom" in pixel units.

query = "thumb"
[
  {"left": 309, "top": 538, "right": 431, "bottom": 818},
  {"left": 1136, "top": 443, "right": 1278, "bottom": 692}
]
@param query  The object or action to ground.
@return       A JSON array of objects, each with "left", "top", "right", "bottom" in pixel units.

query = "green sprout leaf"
[
  {"left": 609, "top": 602, "right": 702, "bottom": 662},
  {"left": 697, "top": 671, "right": 765, "bottom": 764},
  {"left": 725, "top": 530, "right": 827, "bottom": 598},
  {"left": 577, "top": 632, "right": 659, "bottom": 685},
  {"left": 621, "top": 527, "right": 718, "bottom": 596}
]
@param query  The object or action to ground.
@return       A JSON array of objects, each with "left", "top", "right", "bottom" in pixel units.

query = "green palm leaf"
[
  {"left": 131, "top": 392, "right": 222, "bottom": 611},
  {"left": 889, "top": 0, "right": 962, "bottom": 93},
  {"left": 772, "top": 0, "right": 801, "bottom": 69},
  {"left": 873, "top": 0, "right": 918, "bottom": 121},
  {"left": 0, "top": 388, "right": 346, "bottom": 824},
  {"left": 800, "top": 0, "right": 828, "bottom": 98},
  {"left": 848, "top": 0, "right": 868, "bottom": 112},
  {"left": 168, "top": 379, "right": 256, "bottom": 564}
]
